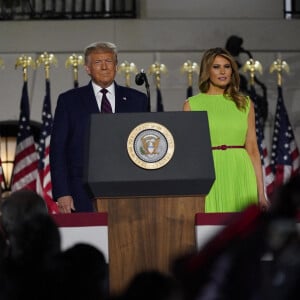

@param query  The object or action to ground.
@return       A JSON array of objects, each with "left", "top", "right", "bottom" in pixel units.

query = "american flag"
[
  {"left": 37, "top": 79, "right": 58, "bottom": 214},
  {"left": 11, "top": 81, "right": 40, "bottom": 192},
  {"left": 249, "top": 85, "right": 275, "bottom": 198},
  {"left": 156, "top": 87, "right": 164, "bottom": 112},
  {"left": 271, "top": 86, "right": 300, "bottom": 186}
]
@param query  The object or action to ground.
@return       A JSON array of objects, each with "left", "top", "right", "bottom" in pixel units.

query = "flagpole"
[
  {"left": 36, "top": 52, "right": 59, "bottom": 214},
  {"left": 180, "top": 60, "right": 199, "bottom": 98},
  {"left": 65, "top": 53, "right": 83, "bottom": 88},
  {"left": 118, "top": 60, "right": 138, "bottom": 87},
  {"left": 269, "top": 58, "right": 290, "bottom": 87},
  {"left": 0, "top": 57, "right": 3, "bottom": 195},
  {"left": 0, "top": 56, "right": 4, "bottom": 70},
  {"left": 269, "top": 58, "right": 299, "bottom": 187},
  {"left": 149, "top": 62, "right": 167, "bottom": 112},
  {"left": 36, "top": 52, "right": 57, "bottom": 80},
  {"left": 149, "top": 62, "right": 167, "bottom": 89},
  {"left": 242, "top": 58, "right": 275, "bottom": 198},
  {"left": 12, "top": 55, "right": 38, "bottom": 192},
  {"left": 242, "top": 58, "right": 263, "bottom": 86},
  {"left": 0, "top": 56, "right": 5, "bottom": 194},
  {"left": 15, "top": 55, "right": 36, "bottom": 82}
]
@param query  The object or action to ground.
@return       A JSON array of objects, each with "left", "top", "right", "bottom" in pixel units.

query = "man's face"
[{"left": 85, "top": 51, "right": 117, "bottom": 88}]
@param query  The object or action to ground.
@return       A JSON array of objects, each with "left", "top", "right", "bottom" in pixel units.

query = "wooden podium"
[
  {"left": 96, "top": 195, "right": 205, "bottom": 293},
  {"left": 84, "top": 112, "right": 215, "bottom": 293}
]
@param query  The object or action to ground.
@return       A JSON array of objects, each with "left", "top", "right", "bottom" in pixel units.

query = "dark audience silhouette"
[
  {"left": 53, "top": 243, "right": 109, "bottom": 300},
  {"left": 117, "top": 270, "right": 184, "bottom": 300},
  {"left": 1, "top": 180, "right": 299, "bottom": 300},
  {"left": 0, "top": 190, "right": 109, "bottom": 300},
  {"left": 172, "top": 174, "right": 300, "bottom": 300}
]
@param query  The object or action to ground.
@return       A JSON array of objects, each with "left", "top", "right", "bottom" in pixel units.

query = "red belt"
[{"left": 212, "top": 145, "right": 245, "bottom": 150}]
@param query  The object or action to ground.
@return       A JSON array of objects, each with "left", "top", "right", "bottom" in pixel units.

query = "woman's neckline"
[{"left": 202, "top": 93, "right": 224, "bottom": 96}]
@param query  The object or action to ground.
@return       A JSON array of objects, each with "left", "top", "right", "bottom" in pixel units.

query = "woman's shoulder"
[
  {"left": 187, "top": 93, "right": 212, "bottom": 111},
  {"left": 188, "top": 93, "right": 204, "bottom": 102}
]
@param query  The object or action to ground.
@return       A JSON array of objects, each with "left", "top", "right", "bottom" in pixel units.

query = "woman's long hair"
[{"left": 198, "top": 47, "right": 247, "bottom": 110}]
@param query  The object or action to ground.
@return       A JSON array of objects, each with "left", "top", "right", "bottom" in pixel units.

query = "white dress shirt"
[{"left": 92, "top": 81, "right": 116, "bottom": 113}]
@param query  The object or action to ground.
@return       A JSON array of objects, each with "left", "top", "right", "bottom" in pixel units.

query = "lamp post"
[
  {"left": 0, "top": 121, "right": 41, "bottom": 197},
  {"left": 0, "top": 121, "right": 17, "bottom": 197},
  {"left": 0, "top": 137, "right": 16, "bottom": 196}
]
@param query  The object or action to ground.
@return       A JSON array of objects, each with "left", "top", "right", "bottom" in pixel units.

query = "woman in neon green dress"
[{"left": 183, "top": 48, "right": 269, "bottom": 212}]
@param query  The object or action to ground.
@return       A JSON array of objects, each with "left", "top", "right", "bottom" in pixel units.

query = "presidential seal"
[{"left": 127, "top": 122, "right": 175, "bottom": 169}]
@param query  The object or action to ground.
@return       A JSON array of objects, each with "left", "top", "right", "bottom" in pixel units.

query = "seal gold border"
[{"left": 127, "top": 122, "right": 175, "bottom": 170}]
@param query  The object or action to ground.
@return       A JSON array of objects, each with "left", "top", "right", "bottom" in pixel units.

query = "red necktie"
[{"left": 100, "top": 89, "right": 112, "bottom": 113}]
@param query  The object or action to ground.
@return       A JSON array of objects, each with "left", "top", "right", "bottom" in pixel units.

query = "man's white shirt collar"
[{"left": 92, "top": 82, "right": 116, "bottom": 112}]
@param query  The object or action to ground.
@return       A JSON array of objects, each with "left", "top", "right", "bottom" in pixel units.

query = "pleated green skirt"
[{"left": 188, "top": 93, "right": 258, "bottom": 212}]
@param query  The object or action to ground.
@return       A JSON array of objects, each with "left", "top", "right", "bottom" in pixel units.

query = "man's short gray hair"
[{"left": 84, "top": 41, "right": 118, "bottom": 64}]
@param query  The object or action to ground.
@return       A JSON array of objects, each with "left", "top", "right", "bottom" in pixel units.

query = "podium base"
[{"left": 96, "top": 195, "right": 205, "bottom": 294}]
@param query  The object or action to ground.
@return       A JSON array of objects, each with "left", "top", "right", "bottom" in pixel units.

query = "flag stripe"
[
  {"left": 11, "top": 172, "right": 37, "bottom": 191},
  {"left": 12, "top": 160, "right": 38, "bottom": 182},
  {"left": 37, "top": 79, "right": 58, "bottom": 214},
  {"left": 13, "top": 149, "right": 38, "bottom": 172},
  {"left": 250, "top": 85, "right": 275, "bottom": 198},
  {"left": 271, "top": 86, "right": 300, "bottom": 187},
  {"left": 12, "top": 81, "right": 40, "bottom": 193}
]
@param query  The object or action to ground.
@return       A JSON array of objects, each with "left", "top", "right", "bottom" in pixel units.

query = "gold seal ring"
[{"left": 127, "top": 122, "right": 175, "bottom": 170}]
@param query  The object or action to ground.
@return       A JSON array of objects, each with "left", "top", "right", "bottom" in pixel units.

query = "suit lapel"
[
  {"left": 84, "top": 81, "right": 100, "bottom": 113},
  {"left": 114, "top": 82, "right": 128, "bottom": 113}
]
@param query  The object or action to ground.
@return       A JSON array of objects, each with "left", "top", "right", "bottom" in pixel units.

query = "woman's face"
[{"left": 208, "top": 55, "right": 232, "bottom": 89}]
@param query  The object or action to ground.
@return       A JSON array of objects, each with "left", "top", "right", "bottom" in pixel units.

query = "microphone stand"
[
  {"left": 135, "top": 69, "right": 151, "bottom": 112},
  {"left": 143, "top": 74, "right": 151, "bottom": 112}
]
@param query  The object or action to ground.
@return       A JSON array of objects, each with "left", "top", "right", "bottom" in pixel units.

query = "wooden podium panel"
[{"left": 96, "top": 195, "right": 205, "bottom": 294}]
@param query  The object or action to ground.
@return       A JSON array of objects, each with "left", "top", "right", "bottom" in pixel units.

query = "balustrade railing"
[{"left": 0, "top": 0, "right": 137, "bottom": 20}]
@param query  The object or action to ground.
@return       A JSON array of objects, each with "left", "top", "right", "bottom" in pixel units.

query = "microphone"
[
  {"left": 135, "top": 69, "right": 151, "bottom": 112},
  {"left": 135, "top": 70, "right": 146, "bottom": 86}
]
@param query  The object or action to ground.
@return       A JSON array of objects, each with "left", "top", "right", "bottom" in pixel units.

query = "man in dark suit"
[{"left": 50, "top": 41, "right": 148, "bottom": 213}]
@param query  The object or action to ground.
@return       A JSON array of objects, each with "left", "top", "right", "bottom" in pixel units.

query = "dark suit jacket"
[{"left": 50, "top": 81, "right": 148, "bottom": 212}]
